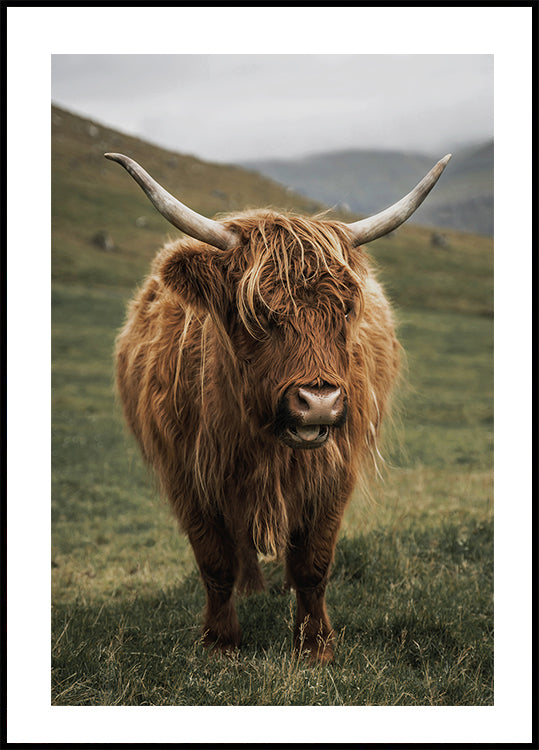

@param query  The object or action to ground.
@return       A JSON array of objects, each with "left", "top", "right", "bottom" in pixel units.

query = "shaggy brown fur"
[{"left": 115, "top": 209, "right": 400, "bottom": 663}]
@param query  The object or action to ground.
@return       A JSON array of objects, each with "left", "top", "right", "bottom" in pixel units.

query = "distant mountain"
[{"left": 241, "top": 142, "right": 493, "bottom": 236}]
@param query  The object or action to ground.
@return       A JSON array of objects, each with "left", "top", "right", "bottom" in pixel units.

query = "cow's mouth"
[{"left": 282, "top": 424, "right": 330, "bottom": 449}]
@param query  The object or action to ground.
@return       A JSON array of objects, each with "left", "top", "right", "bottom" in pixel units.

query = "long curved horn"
[
  {"left": 346, "top": 154, "right": 452, "bottom": 246},
  {"left": 104, "top": 153, "right": 238, "bottom": 251}
]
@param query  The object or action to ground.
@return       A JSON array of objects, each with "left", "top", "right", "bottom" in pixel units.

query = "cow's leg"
[
  {"left": 187, "top": 513, "right": 241, "bottom": 653},
  {"left": 285, "top": 517, "right": 341, "bottom": 664}
]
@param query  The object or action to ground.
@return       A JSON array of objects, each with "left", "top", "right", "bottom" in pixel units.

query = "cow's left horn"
[
  {"left": 104, "top": 153, "right": 238, "bottom": 252},
  {"left": 346, "top": 154, "right": 452, "bottom": 246}
]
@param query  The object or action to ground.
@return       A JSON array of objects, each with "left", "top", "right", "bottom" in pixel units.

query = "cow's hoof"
[
  {"left": 294, "top": 631, "right": 335, "bottom": 665},
  {"left": 206, "top": 642, "right": 240, "bottom": 659},
  {"left": 202, "top": 627, "right": 241, "bottom": 656},
  {"left": 296, "top": 643, "right": 334, "bottom": 665}
]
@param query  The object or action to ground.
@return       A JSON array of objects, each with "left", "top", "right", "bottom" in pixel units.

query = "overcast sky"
[{"left": 52, "top": 54, "right": 493, "bottom": 164}]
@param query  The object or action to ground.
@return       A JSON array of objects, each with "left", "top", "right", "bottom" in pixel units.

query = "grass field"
[{"left": 51, "top": 106, "right": 493, "bottom": 706}]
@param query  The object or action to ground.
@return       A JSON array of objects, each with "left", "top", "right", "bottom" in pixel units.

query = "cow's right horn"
[{"left": 104, "top": 153, "right": 238, "bottom": 252}]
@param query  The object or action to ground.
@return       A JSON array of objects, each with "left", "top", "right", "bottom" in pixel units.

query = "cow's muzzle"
[{"left": 276, "top": 384, "right": 347, "bottom": 449}]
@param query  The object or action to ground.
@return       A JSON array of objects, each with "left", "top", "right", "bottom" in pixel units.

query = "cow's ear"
[{"left": 160, "top": 241, "right": 229, "bottom": 316}]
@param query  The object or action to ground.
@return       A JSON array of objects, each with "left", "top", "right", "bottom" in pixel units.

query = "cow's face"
[
  {"left": 228, "top": 281, "right": 356, "bottom": 449},
  {"left": 161, "top": 213, "right": 367, "bottom": 449}
]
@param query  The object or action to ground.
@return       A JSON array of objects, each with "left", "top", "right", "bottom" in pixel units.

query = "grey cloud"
[{"left": 51, "top": 54, "right": 493, "bottom": 162}]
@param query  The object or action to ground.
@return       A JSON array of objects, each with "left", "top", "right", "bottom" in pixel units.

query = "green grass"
[
  {"left": 52, "top": 516, "right": 492, "bottom": 705},
  {"left": 51, "top": 105, "right": 493, "bottom": 706}
]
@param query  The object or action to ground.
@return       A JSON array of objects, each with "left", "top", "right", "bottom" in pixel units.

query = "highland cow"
[{"left": 108, "top": 151, "right": 450, "bottom": 663}]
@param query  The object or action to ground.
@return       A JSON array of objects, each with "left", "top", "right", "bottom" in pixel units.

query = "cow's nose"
[{"left": 287, "top": 385, "right": 344, "bottom": 425}]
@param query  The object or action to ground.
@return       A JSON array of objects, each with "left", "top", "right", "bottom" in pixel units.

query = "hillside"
[
  {"left": 51, "top": 104, "right": 327, "bottom": 290},
  {"left": 51, "top": 104, "right": 492, "bottom": 317},
  {"left": 241, "top": 142, "right": 493, "bottom": 236}
]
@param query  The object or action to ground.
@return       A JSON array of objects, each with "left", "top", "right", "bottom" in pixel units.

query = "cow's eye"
[{"left": 344, "top": 305, "right": 353, "bottom": 320}]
